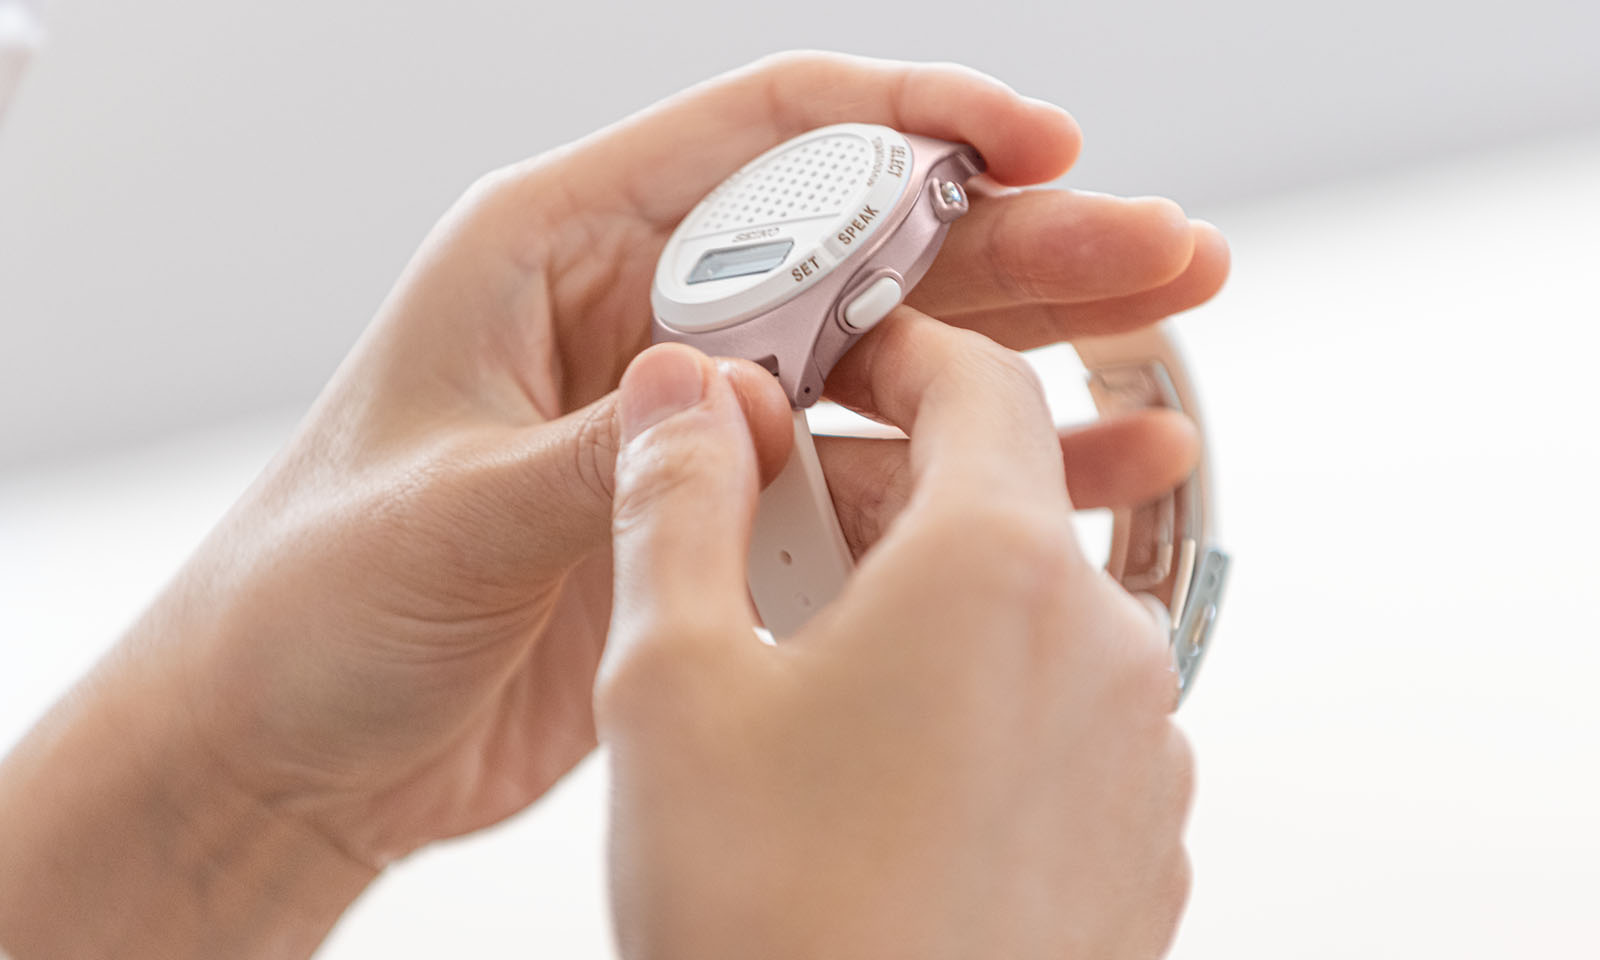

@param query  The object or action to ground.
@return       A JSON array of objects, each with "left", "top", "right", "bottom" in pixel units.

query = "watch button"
[{"left": 841, "top": 276, "right": 903, "bottom": 332}]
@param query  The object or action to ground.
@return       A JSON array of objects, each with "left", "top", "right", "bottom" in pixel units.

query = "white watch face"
[{"left": 652, "top": 123, "right": 913, "bottom": 332}]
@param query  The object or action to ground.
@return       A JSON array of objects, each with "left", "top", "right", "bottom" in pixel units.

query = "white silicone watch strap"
[{"left": 748, "top": 409, "right": 853, "bottom": 637}]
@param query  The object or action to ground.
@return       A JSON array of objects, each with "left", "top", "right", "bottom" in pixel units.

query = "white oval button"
[{"left": 841, "top": 275, "right": 903, "bottom": 332}]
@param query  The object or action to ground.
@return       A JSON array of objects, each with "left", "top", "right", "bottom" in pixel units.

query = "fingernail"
[{"left": 620, "top": 346, "right": 705, "bottom": 442}]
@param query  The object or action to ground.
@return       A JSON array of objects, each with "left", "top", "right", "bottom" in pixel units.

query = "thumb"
[
  {"left": 445, "top": 351, "right": 791, "bottom": 585},
  {"left": 605, "top": 344, "right": 763, "bottom": 653}
]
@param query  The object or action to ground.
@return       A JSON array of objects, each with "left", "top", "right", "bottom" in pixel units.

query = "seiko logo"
[
  {"left": 733, "top": 227, "right": 780, "bottom": 242},
  {"left": 836, "top": 204, "right": 881, "bottom": 246}
]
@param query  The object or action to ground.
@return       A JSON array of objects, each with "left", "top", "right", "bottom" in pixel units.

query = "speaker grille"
[{"left": 691, "top": 133, "right": 875, "bottom": 235}]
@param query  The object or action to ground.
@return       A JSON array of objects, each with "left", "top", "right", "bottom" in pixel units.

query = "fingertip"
[
  {"left": 1144, "top": 408, "right": 1203, "bottom": 480},
  {"left": 718, "top": 358, "right": 795, "bottom": 487},
  {"left": 1137, "top": 195, "right": 1191, "bottom": 233},
  {"left": 978, "top": 94, "right": 1083, "bottom": 185},
  {"left": 1187, "top": 219, "right": 1232, "bottom": 292},
  {"left": 1115, "top": 408, "right": 1201, "bottom": 493},
  {"left": 1153, "top": 219, "right": 1231, "bottom": 318},
  {"left": 1010, "top": 96, "right": 1083, "bottom": 183},
  {"left": 620, "top": 342, "right": 711, "bottom": 387},
  {"left": 1059, "top": 409, "right": 1201, "bottom": 509},
  {"left": 1129, "top": 197, "right": 1198, "bottom": 287},
  {"left": 618, "top": 343, "right": 713, "bottom": 442}
]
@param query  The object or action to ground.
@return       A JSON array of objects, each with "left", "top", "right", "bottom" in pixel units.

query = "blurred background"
[{"left": 2, "top": 0, "right": 1597, "bottom": 956}]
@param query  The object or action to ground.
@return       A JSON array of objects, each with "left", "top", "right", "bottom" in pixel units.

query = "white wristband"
[{"left": 748, "top": 409, "right": 853, "bottom": 637}]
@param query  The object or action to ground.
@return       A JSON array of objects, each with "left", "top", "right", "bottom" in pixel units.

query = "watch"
[{"left": 650, "top": 122, "right": 1228, "bottom": 703}]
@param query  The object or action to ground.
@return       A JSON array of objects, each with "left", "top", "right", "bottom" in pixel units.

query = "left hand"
[
  {"left": 174, "top": 50, "right": 1225, "bottom": 864},
  {"left": 0, "top": 51, "right": 1227, "bottom": 959}
]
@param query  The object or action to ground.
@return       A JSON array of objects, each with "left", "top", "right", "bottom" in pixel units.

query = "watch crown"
[{"left": 930, "top": 179, "right": 970, "bottom": 223}]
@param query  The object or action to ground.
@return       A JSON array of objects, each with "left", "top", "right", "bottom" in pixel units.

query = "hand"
[
  {"left": 599, "top": 315, "right": 1194, "bottom": 960},
  {"left": 173, "top": 49, "right": 1216, "bottom": 864},
  {"left": 0, "top": 52, "right": 1223, "bottom": 958}
]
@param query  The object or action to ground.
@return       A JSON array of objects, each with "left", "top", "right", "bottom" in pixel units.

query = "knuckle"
[
  {"left": 406, "top": 164, "right": 546, "bottom": 280},
  {"left": 973, "top": 339, "right": 1047, "bottom": 397},
  {"left": 461, "top": 165, "right": 515, "bottom": 207},
  {"left": 746, "top": 50, "right": 836, "bottom": 130},
  {"left": 748, "top": 49, "right": 826, "bottom": 78},
  {"left": 593, "top": 648, "right": 661, "bottom": 731},
  {"left": 926, "top": 329, "right": 1048, "bottom": 411},
  {"left": 922, "top": 502, "right": 1075, "bottom": 601},
  {"left": 990, "top": 510, "right": 1077, "bottom": 589},
  {"left": 925, "top": 59, "right": 991, "bottom": 84},
  {"left": 454, "top": 164, "right": 538, "bottom": 231},
  {"left": 571, "top": 400, "right": 621, "bottom": 507},
  {"left": 986, "top": 200, "right": 1053, "bottom": 302},
  {"left": 610, "top": 432, "right": 721, "bottom": 533}
]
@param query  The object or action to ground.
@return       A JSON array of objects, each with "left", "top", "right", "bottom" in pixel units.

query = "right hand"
[{"left": 598, "top": 311, "right": 1195, "bottom": 960}]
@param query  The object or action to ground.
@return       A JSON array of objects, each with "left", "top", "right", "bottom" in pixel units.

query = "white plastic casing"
[
  {"left": 651, "top": 123, "right": 982, "bottom": 638},
  {"left": 647, "top": 124, "right": 1227, "bottom": 700},
  {"left": 652, "top": 123, "right": 915, "bottom": 334}
]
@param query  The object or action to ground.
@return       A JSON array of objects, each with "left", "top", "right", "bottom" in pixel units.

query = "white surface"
[
  {"left": 3, "top": 133, "right": 1599, "bottom": 956},
  {"left": 656, "top": 124, "right": 909, "bottom": 326},
  {"left": 843, "top": 274, "right": 904, "bottom": 332},
  {"left": 748, "top": 409, "right": 857, "bottom": 639},
  {"left": 2, "top": 0, "right": 1599, "bottom": 466}
]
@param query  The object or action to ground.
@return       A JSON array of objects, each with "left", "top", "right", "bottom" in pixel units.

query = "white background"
[
  {"left": 3, "top": 0, "right": 1598, "bottom": 466},
  {"left": 2, "top": 0, "right": 1599, "bottom": 956}
]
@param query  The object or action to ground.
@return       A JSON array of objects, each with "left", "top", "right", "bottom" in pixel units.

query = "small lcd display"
[{"left": 687, "top": 239, "right": 794, "bottom": 285}]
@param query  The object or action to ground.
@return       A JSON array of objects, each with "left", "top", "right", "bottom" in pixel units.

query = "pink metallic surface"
[
  {"left": 650, "top": 127, "right": 1226, "bottom": 699},
  {"left": 652, "top": 133, "right": 984, "bottom": 407}
]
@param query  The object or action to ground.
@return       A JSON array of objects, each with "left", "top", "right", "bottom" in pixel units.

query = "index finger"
[
  {"left": 561, "top": 51, "right": 1082, "bottom": 225},
  {"left": 823, "top": 307, "right": 1069, "bottom": 511}
]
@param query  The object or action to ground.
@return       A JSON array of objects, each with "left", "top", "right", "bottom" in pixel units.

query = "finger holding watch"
[
  {"left": 647, "top": 115, "right": 1227, "bottom": 699},
  {"left": 599, "top": 313, "right": 1193, "bottom": 960},
  {"left": 0, "top": 50, "right": 1223, "bottom": 958}
]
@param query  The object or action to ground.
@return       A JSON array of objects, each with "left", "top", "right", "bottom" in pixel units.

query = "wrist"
[{"left": 0, "top": 628, "right": 375, "bottom": 960}]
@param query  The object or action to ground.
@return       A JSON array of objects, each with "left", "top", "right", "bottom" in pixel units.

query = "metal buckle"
[
  {"left": 1085, "top": 350, "right": 1228, "bottom": 706},
  {"left": 1173, "top": 546, "right": 1229, "bottom": 703}
]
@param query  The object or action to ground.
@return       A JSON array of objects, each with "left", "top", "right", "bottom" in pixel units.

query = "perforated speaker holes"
[{"left": 692, "top": 134, "right": 875, "bottom": 234}]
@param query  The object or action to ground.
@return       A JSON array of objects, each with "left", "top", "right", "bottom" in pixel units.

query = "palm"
[{"left": 345, "top": 197, "right": 709, "bottom": 846}]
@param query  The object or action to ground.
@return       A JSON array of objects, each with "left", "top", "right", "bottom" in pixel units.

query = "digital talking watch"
[{"left": 651, "top": 123, "right": 1228, "bottom": 702}]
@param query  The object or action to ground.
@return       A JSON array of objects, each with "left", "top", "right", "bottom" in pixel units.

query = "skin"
[
  {"left": 602, "top": 320, "right": 1194, "bottom": 960},
  {"left": 0, "top": 52, "right": 1226, "bottom": 959}
]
